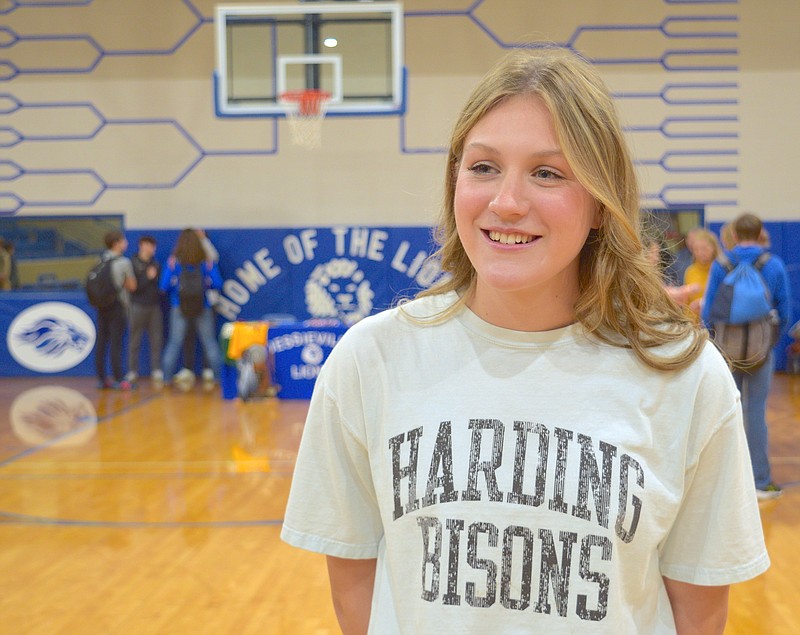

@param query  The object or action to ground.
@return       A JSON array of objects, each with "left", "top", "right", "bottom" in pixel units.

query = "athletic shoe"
[
  {"left": 126, "top": 371, "right": 138, "bottom": 384},
  {"left": 151, "top": 369, "right": 164, "bottom": 389},
  {"left": 174, "top": 368, "right": 196, "bottom": 392},
  {"left": 97, "top": 377, "right": 113, "bottom": 390},
  {"left": 201, "top": 368, "right": 216, "bottom": 391},
  {"left": 113, "top": 380, "right": 134, "bottom": 391},
  {"left": 756, "top": 483, "right": 783, "bottom": 500}
]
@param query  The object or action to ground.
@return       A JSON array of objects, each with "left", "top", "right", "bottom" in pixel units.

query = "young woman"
[
  {"left": 282, "top": 47, "right": 768, "bottom": 634},
  {"left": 160, "top": 228, "right": 223, "bottom": 388}
]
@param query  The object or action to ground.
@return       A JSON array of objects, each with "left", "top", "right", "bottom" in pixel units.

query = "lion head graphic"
[
  {"left": 16, "top": 317, "right": 91, "bottom": 357},
  {"left": 305, "top": 258, "right": 374, "bottom": 326}
]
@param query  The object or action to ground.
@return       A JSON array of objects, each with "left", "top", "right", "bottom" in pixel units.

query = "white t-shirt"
[{"left": 281, "top": 291, "right": 769, "bottom": 634}]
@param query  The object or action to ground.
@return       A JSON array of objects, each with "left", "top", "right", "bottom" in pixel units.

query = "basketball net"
[{"left": 279, "top": 89, "right": 331, "bottom": 149}]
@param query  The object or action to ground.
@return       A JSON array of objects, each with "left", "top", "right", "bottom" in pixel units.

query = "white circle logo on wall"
[
  {"left": 300, "top": 342, "right": 324, "bottom": 366},
  {"left": 304, "top": 258, "right": 375, "bottom": 326},
  {"left": 7, "top": 302, "right": 96, "bottom": 373}
]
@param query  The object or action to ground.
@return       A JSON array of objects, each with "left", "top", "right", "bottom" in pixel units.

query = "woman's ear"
[{"left": 591, "top": 203, "right": 603, "bottom": 230}]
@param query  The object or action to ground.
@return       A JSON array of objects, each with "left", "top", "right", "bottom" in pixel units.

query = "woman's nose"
[{"left": 488, "top": 175, "right": 529, "bottom": 217}]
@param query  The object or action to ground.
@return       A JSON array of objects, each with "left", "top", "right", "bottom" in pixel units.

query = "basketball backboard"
[{"left": 214, "top": 2, "right": 404, "bottom": 117}]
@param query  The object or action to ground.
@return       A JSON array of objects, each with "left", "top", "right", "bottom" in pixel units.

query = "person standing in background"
[
  {"left": 127, "top": 236, "right": 164, "bottom": 388},
  {"left": 7, "top": 240, "right": 19, "bottom": 290},
  {"left": 758, "top": 226, "right": 771, "bottom": 249},
  {"left": 683, "top": 229, "right": 720, "bottom": 319},
  {"left": 702, "top": 212, "right": 792, "bottom": 499},
  {"left": 161, "top": 228, "right": 224, "bottom": 390},
  {"left": 788, "top": 320, "right": 800, "bottom": 375},
  {"left": 180, "top": 228, "right": 220, "bottom": 390},
  {"left": 95, "top": 230, "right": 136, "bottom": 390},
  {"left": 665, "top": 226, "right": 701, "bottom": 288},
  {"left": 0, "top": 239, "right": 19, "bottom": 290},
  {"left": 719, "top": 222, "right": 737, "bottom": 251},
  {"left": 645, "top": 235, "right": 699, "bottom": 307},
  {"left": 0, "top": 238, "right": 11, "bottom": 291}
]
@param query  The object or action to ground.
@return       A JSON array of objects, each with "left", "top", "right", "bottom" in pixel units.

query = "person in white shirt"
[{"left": 282, "top": 45, "right": 768, "bottom": 635}]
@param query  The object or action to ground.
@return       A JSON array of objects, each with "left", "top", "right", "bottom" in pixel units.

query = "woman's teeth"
[{"left": 489, "top": 231, "right": 533, "bottom": 245}]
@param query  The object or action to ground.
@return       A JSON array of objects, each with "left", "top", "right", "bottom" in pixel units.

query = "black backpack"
[
  {"left": 86, "top": 256, "right": 118, "bottom": 309},
  {"left": 178, "top": 265, "right": 205, "bottom": 318}
]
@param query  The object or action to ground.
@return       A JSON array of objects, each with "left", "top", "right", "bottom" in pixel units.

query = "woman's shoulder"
[
  {"left": 695, "top": 338, "right": 733, "bottom": 372},
  {"left": 594, "top": 323, "right": 725, "bottom": 377},
  {"left": 658, "top": 335, "right": 733, "bottom": 385}
]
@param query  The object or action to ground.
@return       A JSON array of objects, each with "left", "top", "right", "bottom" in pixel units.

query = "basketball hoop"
[{"left": 279, "top": 89, "right": 331, "bottom": 149}]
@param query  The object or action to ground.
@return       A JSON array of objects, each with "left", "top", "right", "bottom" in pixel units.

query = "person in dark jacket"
[{"left": 127, "top": 236, "right": 164, "bottom": 387}]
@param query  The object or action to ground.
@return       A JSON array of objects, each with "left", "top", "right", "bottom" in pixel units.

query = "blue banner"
[
  {"left": 0, "top": 226, "right": 446, "bottom": 378},
  {"left": 127, "top": 225, "right": 445, "bottom": 324}
]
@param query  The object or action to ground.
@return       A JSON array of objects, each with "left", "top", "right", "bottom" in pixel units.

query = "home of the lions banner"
[
  {"left": 0, "top": 226, "right": 444, "bottom": 377},
  {"left": 193, "top": 225, "right": 445, "bottom": 324}
]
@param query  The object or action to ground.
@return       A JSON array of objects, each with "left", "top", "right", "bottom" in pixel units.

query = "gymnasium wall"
[
  {"left": 1, "top": 0, "right": 798, "bottom": 226},
  {"left": 2, "top": 0, "right": 798, "bottom": 332}
]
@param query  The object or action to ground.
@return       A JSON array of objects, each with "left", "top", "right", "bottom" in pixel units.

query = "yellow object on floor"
[{"left": 226, "top": 321, "right": 268, "bottom": 360}]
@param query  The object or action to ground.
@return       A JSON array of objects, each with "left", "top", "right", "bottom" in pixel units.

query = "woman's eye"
[
  {"left": 467, "top": 163, "right": 494, "bottom": 175},
  {"left": 533, "top": 168, "right": 561, "bottom": 179}
]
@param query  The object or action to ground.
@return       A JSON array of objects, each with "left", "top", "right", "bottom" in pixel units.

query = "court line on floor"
[
  {"left": 0, "top": 509, "right": 284, "bottom": 528},
  {"left": 4, "top": 487, "right": 799, "bottom": 527},
  {"left": 0, "top": 465, "right": 294, "bottom": 478}
]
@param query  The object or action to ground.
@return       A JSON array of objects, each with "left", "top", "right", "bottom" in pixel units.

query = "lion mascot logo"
[
  {"left": 304, "top": 258, "right": 374, "bottom": 326},
  {"left": 16, "top": 317, "right": 91, "bottom": 357}
]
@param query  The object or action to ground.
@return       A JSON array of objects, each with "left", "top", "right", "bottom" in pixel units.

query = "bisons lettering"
[{"left": 389, "top": 418, "right": 645, "bottom": 621}]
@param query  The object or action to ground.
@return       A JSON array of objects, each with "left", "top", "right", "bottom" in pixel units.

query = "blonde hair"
[
  {"left": 419, "top": 46, "right": 706, "bottom": 371},
  {"left": 719, "top": 222, "right": 736, "bottom": 250},
  {"left": 690, "top": 229, "right": 721, "bottom": 261}
]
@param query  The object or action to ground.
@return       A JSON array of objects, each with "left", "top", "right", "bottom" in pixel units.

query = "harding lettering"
[{"left": 389, "top": 419, "right": 644, "bottom": 542}]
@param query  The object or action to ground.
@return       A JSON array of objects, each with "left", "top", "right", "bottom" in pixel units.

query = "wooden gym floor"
[{"left": 0, "top": 373, "right": 798, "bottom": 634}]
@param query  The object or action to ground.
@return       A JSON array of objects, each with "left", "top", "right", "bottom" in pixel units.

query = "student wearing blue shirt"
[
  {"left": 702, "top": 212, "right": 792, "bottom": 499},
  {"left": 160, "top": 228, "right": 224, "bottom": 389}
]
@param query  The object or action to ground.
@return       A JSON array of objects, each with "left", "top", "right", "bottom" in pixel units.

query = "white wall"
[{"left": 3, "top": 0, "right": 798, "bottom": 227}]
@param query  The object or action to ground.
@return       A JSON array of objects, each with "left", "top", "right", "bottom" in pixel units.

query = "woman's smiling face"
[{"left": 454, "top": 93, "right": 600, "bottom": 327}]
